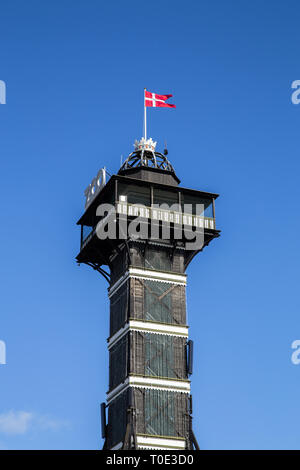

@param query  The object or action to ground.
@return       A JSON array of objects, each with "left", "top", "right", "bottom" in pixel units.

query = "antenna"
[{"left": 164, "top": 140, "right": 168, "bottom": 156}]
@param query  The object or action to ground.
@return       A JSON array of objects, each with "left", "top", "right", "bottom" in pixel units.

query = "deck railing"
[{"left": 81, "top": 202, "right": 216, "bottom": 249}]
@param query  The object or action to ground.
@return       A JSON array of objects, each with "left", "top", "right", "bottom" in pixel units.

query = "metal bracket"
[{"left": 83, "top": 262, "right": 111, "bottom": 283}]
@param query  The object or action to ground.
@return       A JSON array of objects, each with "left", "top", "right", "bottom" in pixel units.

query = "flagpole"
[{"left": 144, "top": 88, "right": 147, "bottom": 140}]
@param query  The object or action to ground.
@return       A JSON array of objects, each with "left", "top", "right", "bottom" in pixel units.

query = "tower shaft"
[{"left": 106, "top": 241, "right": 191, "bottom": 450}]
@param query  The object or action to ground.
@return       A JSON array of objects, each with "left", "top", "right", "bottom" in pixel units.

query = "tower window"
[
  {"left": 181, "top": 193, "right": 214, "bottom": 218},
  {"left": 153, "top": 188, "right": 179, "bottom": 208},
  {"left": 118, "top": 183, "right": 150, "bottom": 206}
]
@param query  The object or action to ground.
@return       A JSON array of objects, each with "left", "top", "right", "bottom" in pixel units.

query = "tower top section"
[
  {"left": 118, "top": 138, "right": 180, "bottom": 185},
  {"left": 134, "top": 137, "right": 157, "bottom": 153}
]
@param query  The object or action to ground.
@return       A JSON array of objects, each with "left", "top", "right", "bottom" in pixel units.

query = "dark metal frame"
[
  {"left": 119, "top": 150, "right": 175, "bottom": 173},
  {"left": 83, "top": 261, "right": 110, "bottom": 283}
]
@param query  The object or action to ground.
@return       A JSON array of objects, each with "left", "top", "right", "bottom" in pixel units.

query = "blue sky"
[{"left": 0, "top": 0, "right": 300, "bottom": 449}]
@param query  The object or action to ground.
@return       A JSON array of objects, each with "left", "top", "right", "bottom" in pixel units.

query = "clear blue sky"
[{"left": 0, "top": 0, "right": 300, "bottom": 450}]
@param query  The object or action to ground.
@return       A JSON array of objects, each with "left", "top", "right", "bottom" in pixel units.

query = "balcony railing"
[
  {"left": 80, "top": 202, "right": 216, "bottom": 249},
  {"left": 116, "top": 202, "right": 215, "bottom": 230}
]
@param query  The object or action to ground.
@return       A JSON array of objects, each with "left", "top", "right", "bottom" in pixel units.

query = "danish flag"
[{"left": 145, "top": 90, "right": 176, "bottom": 108}]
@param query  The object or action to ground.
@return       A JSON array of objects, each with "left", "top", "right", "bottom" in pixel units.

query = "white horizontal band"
[
  {"left": 109, "top": 267, "right": 187, "bottom": 298},
  {"left": 110, "top": 436, "right": 186, "bottom": 450},
  {"left": 129, "top": 376, "right": 190, "bottom": 391},
  {"left": 107, "top": 376, "right": 190, "bottom": 404},
  {"left": 108, "top": 324, "right": 129, "bottom": 349},
  {"left": 129, "top": 319, "right": 188, "bottom": 337},
  {"left": 137, "top": 435, "right": 186, "bottom": 450},
  {"left": 108, "top": 321, "right": 189, "bottom": 350},
  {"left": 108, "top": 272, "right": 128, "bottom": 298},
  {"left": 107, "top": 380, "right": 129, "bottom": 403},
  {"left": 130, "top": 267, "right": 187, "bottom": 284}
]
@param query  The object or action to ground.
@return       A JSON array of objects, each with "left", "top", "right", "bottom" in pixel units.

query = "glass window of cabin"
[
  {"left": 181, "top": 193, "right": 214, "bottom": 218},
  {"left": 118, "top": 182, "right": 150, "bottom": 206},
  {"left": 153, "top": 188, "right": 179, "bottom": 210}
]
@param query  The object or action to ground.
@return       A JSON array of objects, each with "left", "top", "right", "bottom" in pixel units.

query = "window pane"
[
  {"left": 182, "top": 193, "right": 213, "bottom": 217},
  {"left": 153, "top": 188, "right": 178, "bottom": 208},
  {"left": 118, "top": 182, "right": 150, "bottom": 206}
]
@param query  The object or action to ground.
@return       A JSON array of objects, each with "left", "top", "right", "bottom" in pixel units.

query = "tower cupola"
[{"left": 118, "top": 137, "right": 180, "bottom": 186}]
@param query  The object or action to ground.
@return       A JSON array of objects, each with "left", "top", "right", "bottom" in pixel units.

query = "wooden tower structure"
[{"left": 76, "top": 137, "right": 220, "bottom": 450}]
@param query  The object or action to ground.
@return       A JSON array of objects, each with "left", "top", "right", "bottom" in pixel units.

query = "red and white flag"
[{"left": 145, "top": 90, "right": 176, "bottom": 108}]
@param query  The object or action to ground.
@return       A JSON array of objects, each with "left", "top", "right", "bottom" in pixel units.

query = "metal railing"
[
  {"left": 80, "top": 202, "right": 216, "bottom": 249},
  {"left": 116, "top": 202, "right": 215, "bottom": 230}
]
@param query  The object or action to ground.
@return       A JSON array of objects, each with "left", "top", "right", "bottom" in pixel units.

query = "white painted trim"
[
  {"left": 108, "top": 321, "right": 189, "bottom": 350},
  {"left": 108, "top": 324, "right": 129, "bottom": 349},
  {"left": 137, "top": 435, "right": 186, "bottom": 450},
  {"left": 129, "top": 376, "right": 190, "bottom": 392},
  {"left": 129, "top": 267, "right": 186, "bottom": 283},
  {"left": 107, "top": 376, "right": 190, "bottom": 403},
  {"left": 108, "top": 272, "right": 128, "bottom": 298},
  {"left": 138, "top": 445, "right": 182, "bottom": 450},
  {"left": 107, "top": 379, "right": 129, "bottom": 403},
  {"left": 129, "top": 320, "right": 188, "bottom": 337},
  {"left": 109, "top": 436, "right": 186, "bottom": 450},
  {"left": 109, "top": 268, "right": 187, "bottom": 298}
]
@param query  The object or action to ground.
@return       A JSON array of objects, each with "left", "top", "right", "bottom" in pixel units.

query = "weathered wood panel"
[
  {"left": 128, "top": 241, "right": 186, "bottom": 274},
  {"left": 110, "top": 247, "right": 128, "bottom": 285},
  {"left": 110, "top": 281, "right": 129, "bottom": 336},
  {"left": 130, "top": 278, "right": 144, "bottom": 321},
  {"left": 107, "top": 389, "right": 129, "bottom": 449},
  {"left": 129, "top": 278, "right": 186, "bottom": 325},
  {"left": 134, "top": 388, "right": 189, "bottom": 439},
  {"left": 130, "top": 331, "right": 187, "bottom": 379},
  {"left": 109, "top": 334, "right": 128, "bottom": 390}
]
